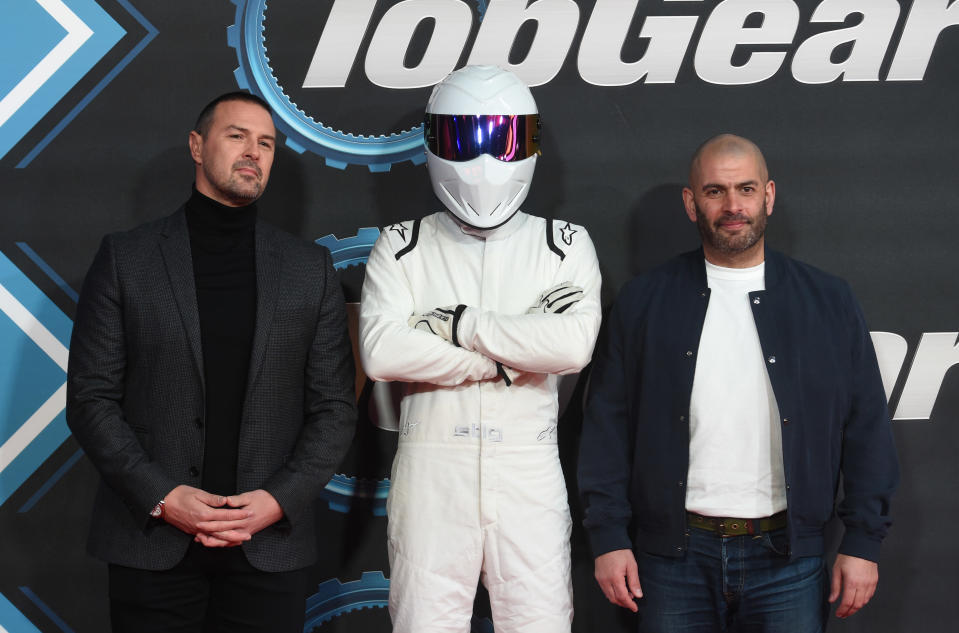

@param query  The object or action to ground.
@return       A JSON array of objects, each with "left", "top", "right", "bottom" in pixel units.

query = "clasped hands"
[
  {"left": 161, "top": 484, "right": 283, "bottom": 548},
  {"left": 407, "top": 282, "right": 584, "bottom": 384}
]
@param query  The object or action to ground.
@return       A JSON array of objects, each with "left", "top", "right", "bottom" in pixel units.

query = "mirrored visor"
[{"left": 425, "top": 114, "right": 541, "bottom": 163}]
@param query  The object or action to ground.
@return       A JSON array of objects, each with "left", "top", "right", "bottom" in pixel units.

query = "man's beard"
[
  {"left": 209, "top": 160, "right": 263, "bottom": 205},
  {"left": 223, "top": 176, "right": 262, "bottom": 203},
  {"left": 695, "top": 197, "right": 767, "bottom": 255}
]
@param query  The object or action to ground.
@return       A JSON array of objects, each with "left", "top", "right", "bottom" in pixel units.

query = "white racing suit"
[{"left": 359, "top": 211, "right": 601, "bottom": 633}]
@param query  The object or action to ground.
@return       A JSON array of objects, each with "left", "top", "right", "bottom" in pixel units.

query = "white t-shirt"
[{"left": 685, "top": 260, "right": 787, "bottom": 518}]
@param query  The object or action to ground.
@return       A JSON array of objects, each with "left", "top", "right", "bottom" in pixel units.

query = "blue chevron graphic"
[
  {"left": 18, "top": 587, "right": 75, "bottom": 633},
  {"left": 18, "top": 1, "right": 158, "bottom": 168},
  {"left": 0, "top": 251, "right": 73, "bottom": 508},
  {"left": 0, "top": 0, "right": 126, "bottom": 159},
  {"left": 0, "top": 591, "right": 42, "bottom": 633}
]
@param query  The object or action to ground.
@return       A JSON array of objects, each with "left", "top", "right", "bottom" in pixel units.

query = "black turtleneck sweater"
[{"left": 185, "top": 188, "right": 257, "bottom": 496}]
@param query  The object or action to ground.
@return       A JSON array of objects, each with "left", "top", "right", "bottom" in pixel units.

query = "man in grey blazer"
[{"left": 67, "top": 92, "right": 357, "bottom": 632}]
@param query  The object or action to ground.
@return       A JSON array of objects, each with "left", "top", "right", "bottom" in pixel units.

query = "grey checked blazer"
[{"left": 67, "top": 208, "right": 357, "bottom": 572}]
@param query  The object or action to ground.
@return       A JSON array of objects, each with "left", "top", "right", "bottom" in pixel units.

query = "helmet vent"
[
  {"left": 505, "top": 184, "right": 527, "bottom": 210},
  {"left": 439, "top": 181, "right": 459, "bottom": 207}
]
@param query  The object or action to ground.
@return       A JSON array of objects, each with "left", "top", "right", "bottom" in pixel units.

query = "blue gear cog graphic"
[
  {"left": 315, "top": 228, "right": 380, "bottom": 269},
  {"left": 315, "top": 228, "right": 385, "bottom": 517},
  {"left": 228, "top": 1, "right": 486, "bottom": 171},
  {"left": 305, "top": 572, "right": 495, "bottom": 631},
  {"left": 320, "top": 473, "right": 390, "bottom": 516},
  {"left": 305, "top": 571, "right": 390, "bottom": 629}
]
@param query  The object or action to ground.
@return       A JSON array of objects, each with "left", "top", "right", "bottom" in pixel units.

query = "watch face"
[{"left": 150, "top": 502, "right": 163, "bottom": 518}]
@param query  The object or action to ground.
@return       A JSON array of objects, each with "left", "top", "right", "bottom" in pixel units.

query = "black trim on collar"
[
  {"left": 394, "top": 219, "right": 421, "bottom": 260},
  {"left": 450, "top": 304, "right": 467, "bottom": 348},
  {"left": 546, "top": 218, "right": 566, "bottom": 260}
]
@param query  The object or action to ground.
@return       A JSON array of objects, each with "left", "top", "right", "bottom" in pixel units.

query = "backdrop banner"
[{"left": 1, "top": 1, "right": 956, "bottom": 632}]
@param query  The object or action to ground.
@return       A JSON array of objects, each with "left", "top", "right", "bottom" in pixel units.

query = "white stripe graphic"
[
  {"left": 0, "top": 283, "right": 69, "bottom": 371},
  {"left": 0, "top": 383, "right": 66, "bottom": 472},
  {"left": 0, "top": 281, "right": 69, "bottom": 472},
  {"left": 0, "top": 0, "right": 93, "bottom": 126}
]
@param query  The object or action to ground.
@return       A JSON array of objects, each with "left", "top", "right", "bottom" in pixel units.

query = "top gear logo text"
[{"left": 232, "top": 0, "right": 957, "bottom": 170}]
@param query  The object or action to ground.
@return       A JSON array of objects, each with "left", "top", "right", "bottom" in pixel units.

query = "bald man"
[{"left": 578, "top": 135, "right": 898, "bottom": 632}]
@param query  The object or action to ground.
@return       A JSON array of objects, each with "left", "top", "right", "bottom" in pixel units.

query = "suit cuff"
[
  {"left": 455, "top": 306, "right": 478, "bottom": 351},
  {"left": 838, "top": 529, "right": 883, "bottom": 563},
  {"left": 587, "top": 524, "right": 634, "bottom": 558},
  {"left": 262, "top": 474, "right": 304, "bottom": 527}
]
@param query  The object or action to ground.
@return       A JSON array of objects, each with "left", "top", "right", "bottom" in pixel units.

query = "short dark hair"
[{"left": 193, "top": 92, "right": 272, "bottom": 137}]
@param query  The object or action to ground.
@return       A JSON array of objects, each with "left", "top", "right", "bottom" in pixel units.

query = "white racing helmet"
[{"left": 424, "top": 65, "right": 540, "bottom": 230}]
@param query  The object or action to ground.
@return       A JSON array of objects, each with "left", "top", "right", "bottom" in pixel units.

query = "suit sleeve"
[
  {"left": 578, "top": 289, "right": 636, "bottom": 557},
  {"left": 66, "top": 235, "right": 178, "bottom": 522},
  {"left": 836, "top": 283, "right": 900, "bottom": 562},
  {"left": 359, "top": 232, "right": 498, "bottom": 385},
  {"left": 262, "top": 247, "right": 358, "bottom": 527},
  {"left": 455, "top": 228, "right": 602, "bottom": 374}
]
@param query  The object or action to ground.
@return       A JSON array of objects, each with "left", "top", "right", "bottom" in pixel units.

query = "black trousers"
[{"left": 108, "top": 543, "right": 309, "bottom": 633}]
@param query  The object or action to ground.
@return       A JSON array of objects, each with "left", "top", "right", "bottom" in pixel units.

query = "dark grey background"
[{"left": 1, "top": 1, "right": 956, "bottom": 631}]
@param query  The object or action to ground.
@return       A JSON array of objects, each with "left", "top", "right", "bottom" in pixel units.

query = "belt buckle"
[{"left": 719, "top": 519, "right": 746, "bottom": 537}]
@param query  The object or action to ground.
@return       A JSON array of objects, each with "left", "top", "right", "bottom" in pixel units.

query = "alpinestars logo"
[{"left": 389, "top": 223, "right": 409, "bottom": 241}]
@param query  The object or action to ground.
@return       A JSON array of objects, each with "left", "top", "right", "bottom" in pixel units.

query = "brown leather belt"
[{"left": 687, "top": 511, "right": 787, "bottom": 536}]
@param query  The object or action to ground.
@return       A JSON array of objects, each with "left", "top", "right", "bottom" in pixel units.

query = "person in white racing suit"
[{"left": 359, "top": 66, "right": 602, "bottom": 633}]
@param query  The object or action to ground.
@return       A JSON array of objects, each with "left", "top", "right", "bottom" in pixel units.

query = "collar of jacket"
[
  {"left": 440, "top": 209, "right": 529, "bottom": 242},
  {"left": 156, "top": 207, "right": 283, "bottom": 394},
  {"left": 687, "top": 244, "right": 787, "bottom": 291}
]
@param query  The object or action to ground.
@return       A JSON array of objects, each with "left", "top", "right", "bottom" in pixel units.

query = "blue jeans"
[{"left": 636, "top": 528, "right": 829, "bottom": 633}]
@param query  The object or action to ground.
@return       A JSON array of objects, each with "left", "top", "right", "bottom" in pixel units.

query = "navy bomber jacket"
[{"left": 578, "top": 248, "right": 898, "bottom": 563}]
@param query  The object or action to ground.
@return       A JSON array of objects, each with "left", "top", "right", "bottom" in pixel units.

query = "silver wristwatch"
[{"left": 149, "top": 499, "right": 165, "bottom": 518}]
